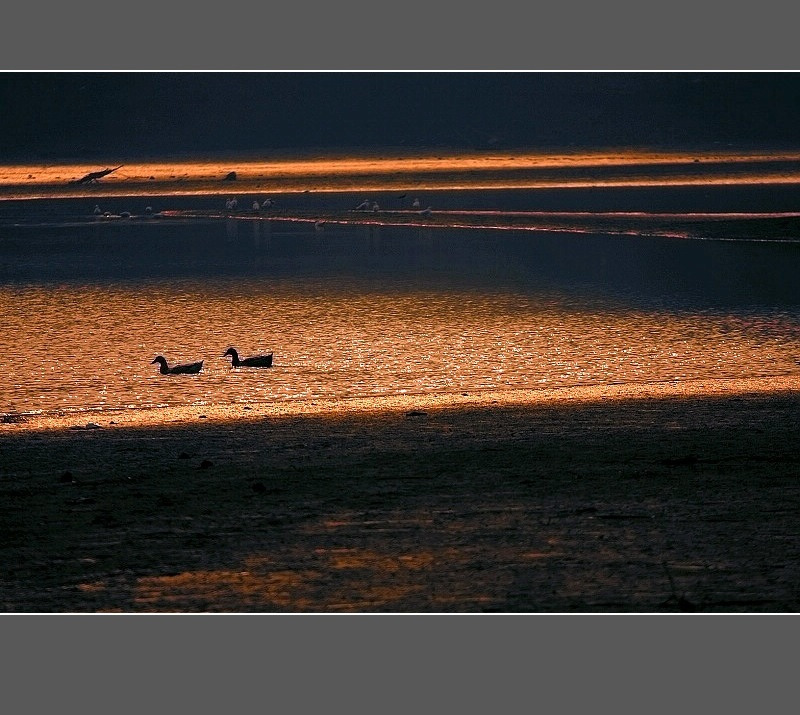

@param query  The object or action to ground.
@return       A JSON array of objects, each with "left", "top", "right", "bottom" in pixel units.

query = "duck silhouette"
[
  {"left": 222, "top": 347, "right": 273, "bottom": 368},
  {"left": 151, "top": 356, "right": 204, "bottom": 375}
]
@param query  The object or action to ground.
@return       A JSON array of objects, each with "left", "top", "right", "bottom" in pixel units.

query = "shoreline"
[
  {"left": 5, "top": 202, "right": 800, "bottom": 246},
  {"left": 4, "top": 374, "right": 800, "bottom": 433}
]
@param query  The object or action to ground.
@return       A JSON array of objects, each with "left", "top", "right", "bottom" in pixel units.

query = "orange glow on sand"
[
  {"left": 129, "top": 548, "right": 437, "bottom": 611},
  {"left": 4, "top": 149, "right": 800, "bottom": 200}
]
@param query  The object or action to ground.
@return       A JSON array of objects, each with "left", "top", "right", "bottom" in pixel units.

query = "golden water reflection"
[{"left": 2, "top": 280, "right": 798, "bottom": 418}]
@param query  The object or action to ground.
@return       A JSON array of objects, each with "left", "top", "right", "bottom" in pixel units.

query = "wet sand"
[{"left": 2, "top": 376, "right": 800, "bottom": 613}]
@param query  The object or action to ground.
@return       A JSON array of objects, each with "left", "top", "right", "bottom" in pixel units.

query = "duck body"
[
  {"left": 151, "top": 356, "right": 204, "bottom": 375},
  {"left": 223, "top": 347, "right": 273, "bottom": 368}
]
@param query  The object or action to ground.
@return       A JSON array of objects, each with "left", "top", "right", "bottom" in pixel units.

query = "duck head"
[{"left": 151, "top": 355, "right": 169, "bottom": 374}]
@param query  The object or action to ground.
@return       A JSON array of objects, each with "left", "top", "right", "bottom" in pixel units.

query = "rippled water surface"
[{"left": 2, "top": 176, "right": 800, "bottom": 418}]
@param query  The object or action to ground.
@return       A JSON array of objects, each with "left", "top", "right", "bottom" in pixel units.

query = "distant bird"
[
  {"left": 69, "top": 165, "right": 123, "bottom": 186},
  {"left": 314, "top": 220, "right": 325, "bottom": 231},
  {"left": 223, "top": 347, "right": 274, "bottom": 368},
  {"left": 412, "top": 198, "right": 421, "bottom": 209},
  {"left": 262, "top": 198, "right": 274, "bottom": 209},
  {"left": 145, "top": 206, "right": 154, "bottom": 215},
  {"left": 93, "top": 204, "right": 103, "bottom": 215},
  {"left": 355, "top": 199, "right": 371, "bottom": 210},
  {"left": 419, "top": 206, "right": 433, "bottom": 216},
  {"left": 371, "top": 201, "right": 380, "bottom": 212},
  {"left": 252, "top": 200, "right": 260, "bottom": 212},
  {"left": 151, "top": 356, "right": 204, "bottom": 375}
]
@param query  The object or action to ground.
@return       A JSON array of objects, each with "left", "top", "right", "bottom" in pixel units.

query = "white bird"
[
  {"left": 371, "top": 202, "right": 380, "bottom": 212},
  {"left": 93, "top": 205, "right": 102, "bottom": 215},
  {"left": 420, "top": 206, "right": 432, "bottom": 216},
  {"left": 412, "top": 198, "right": 421, "bottom": 209},
  {"left": 355, "top": 199, "right": 371, "bottom": 210},
  {"left": 252, "top": 200, "right": 260, "bottom": 211}
]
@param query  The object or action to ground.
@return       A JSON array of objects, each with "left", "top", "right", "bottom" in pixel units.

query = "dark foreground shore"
[{"left": 2, "top": 382, "right": 800, "bottom": 613}]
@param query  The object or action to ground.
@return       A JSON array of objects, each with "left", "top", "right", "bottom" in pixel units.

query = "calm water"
[{"left": 2, "top": 171, "right": 800, "bottom": 419}]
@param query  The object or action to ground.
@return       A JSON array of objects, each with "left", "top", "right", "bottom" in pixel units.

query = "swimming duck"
[
  {"left": 222, "top": 347, "right": 273, "bottom": 368},
  {"left": 151, "top": 356, "right": 204, "bottom": 375}
]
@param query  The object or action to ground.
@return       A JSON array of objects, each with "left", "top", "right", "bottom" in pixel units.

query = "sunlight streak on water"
[{"left": 2, "top": 279, "right": 798, "bottom": 417}]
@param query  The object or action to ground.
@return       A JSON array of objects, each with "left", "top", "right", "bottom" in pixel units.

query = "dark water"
[{"left": 1, "top": 184, "right": 799, "bottom": 418}]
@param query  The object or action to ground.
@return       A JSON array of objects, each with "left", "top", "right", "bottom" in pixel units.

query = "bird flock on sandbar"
[
  {"left": 91, "top": 191, "right": 433, "bottom": 228},
  {"left": 151, "top": 347, "right": 274, "bottom": 375}
]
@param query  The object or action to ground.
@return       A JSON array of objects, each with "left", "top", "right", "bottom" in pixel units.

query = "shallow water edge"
[{"left": 4, "top": 374, "right": 799, "bottom": 433}]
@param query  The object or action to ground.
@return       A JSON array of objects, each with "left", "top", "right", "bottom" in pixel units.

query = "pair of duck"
[{"left": 151, "top": 347, "right": 273, "bottom": 375}]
